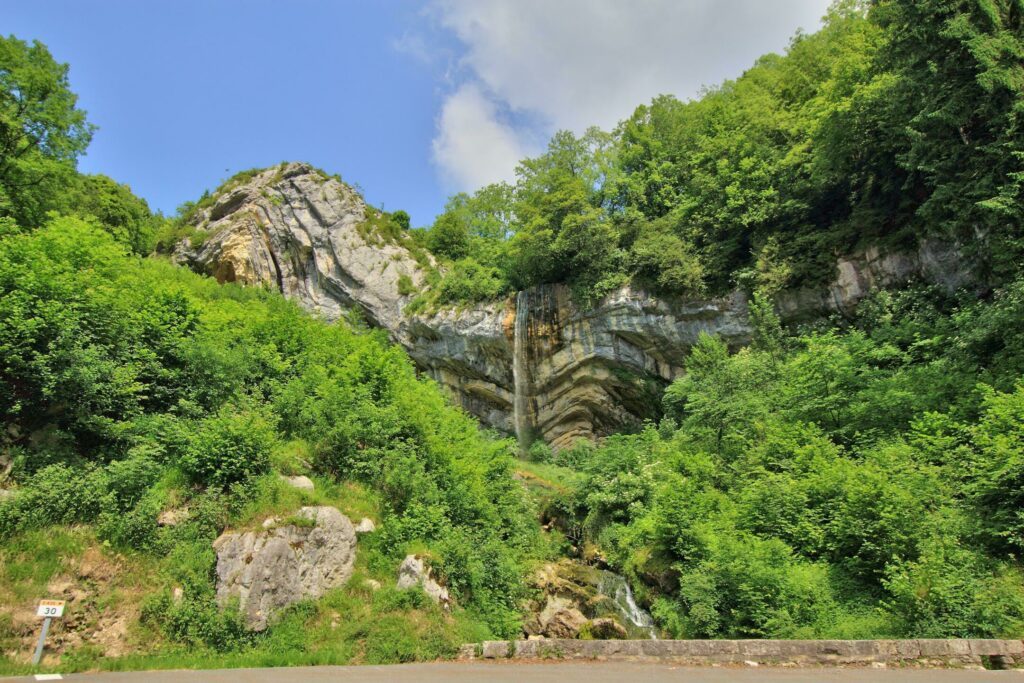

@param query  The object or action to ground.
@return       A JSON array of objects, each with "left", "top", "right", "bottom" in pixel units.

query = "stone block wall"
[{"left": 458, "top": 638, "right": 1024, "bottom": 668}]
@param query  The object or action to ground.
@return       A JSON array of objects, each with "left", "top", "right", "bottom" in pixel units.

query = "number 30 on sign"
[{"left": 36, "top": 600, "right": 65, "bottom": 618}]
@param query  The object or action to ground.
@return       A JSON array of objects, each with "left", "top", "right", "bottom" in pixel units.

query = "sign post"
[{"left": 32, "top": 600, "right": 65, "bottom": 666}]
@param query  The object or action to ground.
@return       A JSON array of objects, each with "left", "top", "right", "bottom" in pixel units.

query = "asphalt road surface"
[{"left": 5, "top": 662, "right": 1024, "bottom": 682}]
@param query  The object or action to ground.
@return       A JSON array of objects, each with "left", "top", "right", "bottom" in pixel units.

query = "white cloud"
[
  {"left": 428, "top": 0, "right": 832, "bottom": 191},
  {"left": 431, "top": 83, "right": 535, "bottom": 191}
]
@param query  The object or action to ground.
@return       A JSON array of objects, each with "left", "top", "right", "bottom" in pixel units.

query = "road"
[{"left": 4, "top": 662, "right": 1023, "bottom": 682}]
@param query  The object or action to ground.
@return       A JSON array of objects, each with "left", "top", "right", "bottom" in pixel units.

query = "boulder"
[
  {"left": 280, "top": 475, "right": 314, "bottom": 491},
  {"left": 538, "top": 596, "right": 588, "bottom": 639},
  {"left": 157, "top": 507, "right": 188, "bottom": 527},
  {"left": 213, "top": 506, "right": 356, "bottom": 630},
  {"left": 587, "top": 617, "right": 628, "bottom": 640},
  {"left": 396, "top": 554, "right": 450, "bottom": 606},
  {"left": 354, "top": 518, "right": 376, "bottom": 534}
]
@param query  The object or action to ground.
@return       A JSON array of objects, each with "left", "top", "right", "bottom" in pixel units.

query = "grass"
[
  {"left": 0, "top": 468, "right": 493, "bottom": 677},
  {"left": 0, "top": 538, "right": 488, "bottom": 677},
  {"left": 514, "top": 460, "right": 584, "bottom": 499},
  {"left": 0, "top": 528, "right": 88, "bottom": 602},
  {"left": 0, "top": 527, "right": 170, "bottom": 676},
  {"left": 228, "top": 474, "right": 381, "bottom": 533}
]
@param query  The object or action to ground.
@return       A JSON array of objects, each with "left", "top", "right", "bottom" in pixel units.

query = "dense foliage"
[
  {"left": 535, "top": 284, "right": 1024, "bottom": 638},
  {"left": 0, "top": 218, "right": 540, "bottom": 643},
  {"left": 419, "top": 0, "right": 1024, "bottom": 304},
  {"left": 2, "top": 0, "right": 1024, "bottom": 666}
]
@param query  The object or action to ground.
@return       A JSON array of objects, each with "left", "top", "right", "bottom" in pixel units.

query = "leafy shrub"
[
  {"left": 627, "top": 230, "right": 704, "bottom": 296},
  {"left": 180, "top": 408, "right": 276, "bottom": 489},
  {"left": 0, "top": 464, "right": 107, "bottom": 539},
  {"left": 142, "top": 591, "right": 252, "bottom": 652},
  {"left": 391, "top": 210, "right": 411, "bottom": 231},
  {"left": 435, "top": 258, "right": 506, "bottom": 305},
  {"left": 527, "top": 440, "right": 553, "bottom": 463}
]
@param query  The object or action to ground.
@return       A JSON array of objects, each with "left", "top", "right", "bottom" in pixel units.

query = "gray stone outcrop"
[
  {"left": 173, "top": 162, "right": 431, "bottom": 331},
  {"left": 213, "top": 505, "right": 356, "bottom": 630},
  {"left": 354, "top": 518, "right": 376, "bottom": 534},
  {"left": 537, "top": 596, "right": 588, "bottom": 639},
  {"left": 396, "top": 554, "right": 450, "bottom": 606}
]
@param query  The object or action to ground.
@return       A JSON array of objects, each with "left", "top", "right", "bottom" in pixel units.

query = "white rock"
[
  {"left": 157, "top": 507, "right": 188, "bottom": 527},
  {"left": 214, "top": 506, "right": 356, "bottom": 630},
  {"left": 279, "top": 475, "right": 314, "bottom": 491},
  {"left": 354, "top": 518, "right": 376, "bottom": 534},
  {"left": 396, "top": 554, "right": 450, "bottom": 606}
]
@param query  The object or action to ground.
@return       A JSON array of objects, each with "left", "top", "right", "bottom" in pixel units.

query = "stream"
[{"left": 596, "top": 570, "right": 658, "bottom": 639}]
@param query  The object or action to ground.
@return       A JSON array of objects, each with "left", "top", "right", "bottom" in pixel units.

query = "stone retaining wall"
[{"left": 458, "top": 639, "right": 1024, "bottom": 668}]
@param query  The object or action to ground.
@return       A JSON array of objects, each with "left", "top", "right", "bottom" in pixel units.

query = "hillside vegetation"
[
  {"left": 530, "top": 285, "right": 1024, "bottom": 638},
  {"left": 418, "top": 0, "right": 1023, "bottom": 305},
  {"left": 0, "top": 216, "right": 542, "bottom": 672},
  {"left": 0, "top": 43, "right": 543, "bottom": 666},
  {"left": 1, "top": 0, "right": 1024, "bottom": 672}
]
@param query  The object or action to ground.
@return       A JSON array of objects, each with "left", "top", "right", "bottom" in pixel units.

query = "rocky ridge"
[{"left": 175, "top": 163, "right": 975, "bottom": 449}]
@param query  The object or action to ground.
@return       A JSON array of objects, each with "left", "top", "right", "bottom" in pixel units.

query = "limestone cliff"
[
  {"left": 401, "top": 286, "right": 751, "bottom": 449},
  {"left": 174, "top": 164, "right": 973, "bottom": 449},
  {"left": 173, "top": 163, "right": 431, "bottom": 330}
]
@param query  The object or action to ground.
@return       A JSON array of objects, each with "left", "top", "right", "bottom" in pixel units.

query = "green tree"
[
  {"left": 870, "top": 0, "right": 1024, "bottom": 273},
  {"left": 0, "top": 35, "right": 94, "bottom": 226}
]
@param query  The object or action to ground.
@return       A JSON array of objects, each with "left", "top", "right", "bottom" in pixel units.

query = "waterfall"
[
  {"left": 513, "top": 290, "right": 530, "bottom": 452},
  {"left": 597, "top": 571, "right": 658, "bottom": 639}
]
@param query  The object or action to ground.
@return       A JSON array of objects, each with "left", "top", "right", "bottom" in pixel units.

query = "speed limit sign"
[
  {"left": 36, "top": 600, "right": 65, "bottom": 618},
  {"left": 33, "top": 599, "right": 65, "bottom": 664}
]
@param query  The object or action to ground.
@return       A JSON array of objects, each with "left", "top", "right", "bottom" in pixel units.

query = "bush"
[
  {"left": 180, "top": 408, "right": 276, "bottom": 489},
  {"left": 435, "top": 258, "right": 507, "bottom": 305},
  {"left": 628, "top": 230, "right": 704, "bottom": 295},
  {"left": 0, "top": 464, "right": 107, "bottom": 539},
  {"left": 391, "top": 210, "right": 411, "bottom": 231},
  {"left": 527, "top": 440, "right": 553, "bottom": 463},
  {"left": 142, "top": 591, "right": 252, "bottom": 652},
  {"left": 397, "top": 273, "right": 416, "bottom": 296}
]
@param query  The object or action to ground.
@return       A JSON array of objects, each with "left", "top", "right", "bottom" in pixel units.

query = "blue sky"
[{"left": 5, "top": 0, "right": 830, "bottom": 227}]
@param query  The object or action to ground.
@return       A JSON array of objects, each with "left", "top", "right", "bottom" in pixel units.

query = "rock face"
[
  {"left": 173, "top": 163, "right": 431, "bottom": 330},
  {"left": 586, "top": 617, "right": 628, "bottom": 640},
  {"left": 403, "top": 285, "right": 752, "bottom": 450},
  {"left": 396, "top": 554, "right": 450, "bottom": 606},
  {"left": 537, "top": 596, "right": 588, "bottom": 639},
  {"left": 175, "top": 164, "right": 976, "bottom": 449},
  {"left": 526, "top": 560, "right": 658, "bottom": 640},
  {"left": 213, "top": 506, "right": 357, "bottom": 630},
  {"left": 354, "top": 518, "right": 376, "bottom": 534},
  {"left": 776, "top": 239, "right": 974, "bottom": 321}
]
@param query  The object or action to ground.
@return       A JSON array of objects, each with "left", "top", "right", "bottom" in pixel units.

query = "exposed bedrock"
[{"left": 175, "top": 164, "right": 974, "bottom": 449}]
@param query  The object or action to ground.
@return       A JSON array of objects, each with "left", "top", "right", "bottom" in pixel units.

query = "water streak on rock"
[
  {"left": 513, "top": 289, "right": 531, "bottom": 452},
  {"left": 597, "top": 571, "right": 657, "bottom": 639}
]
